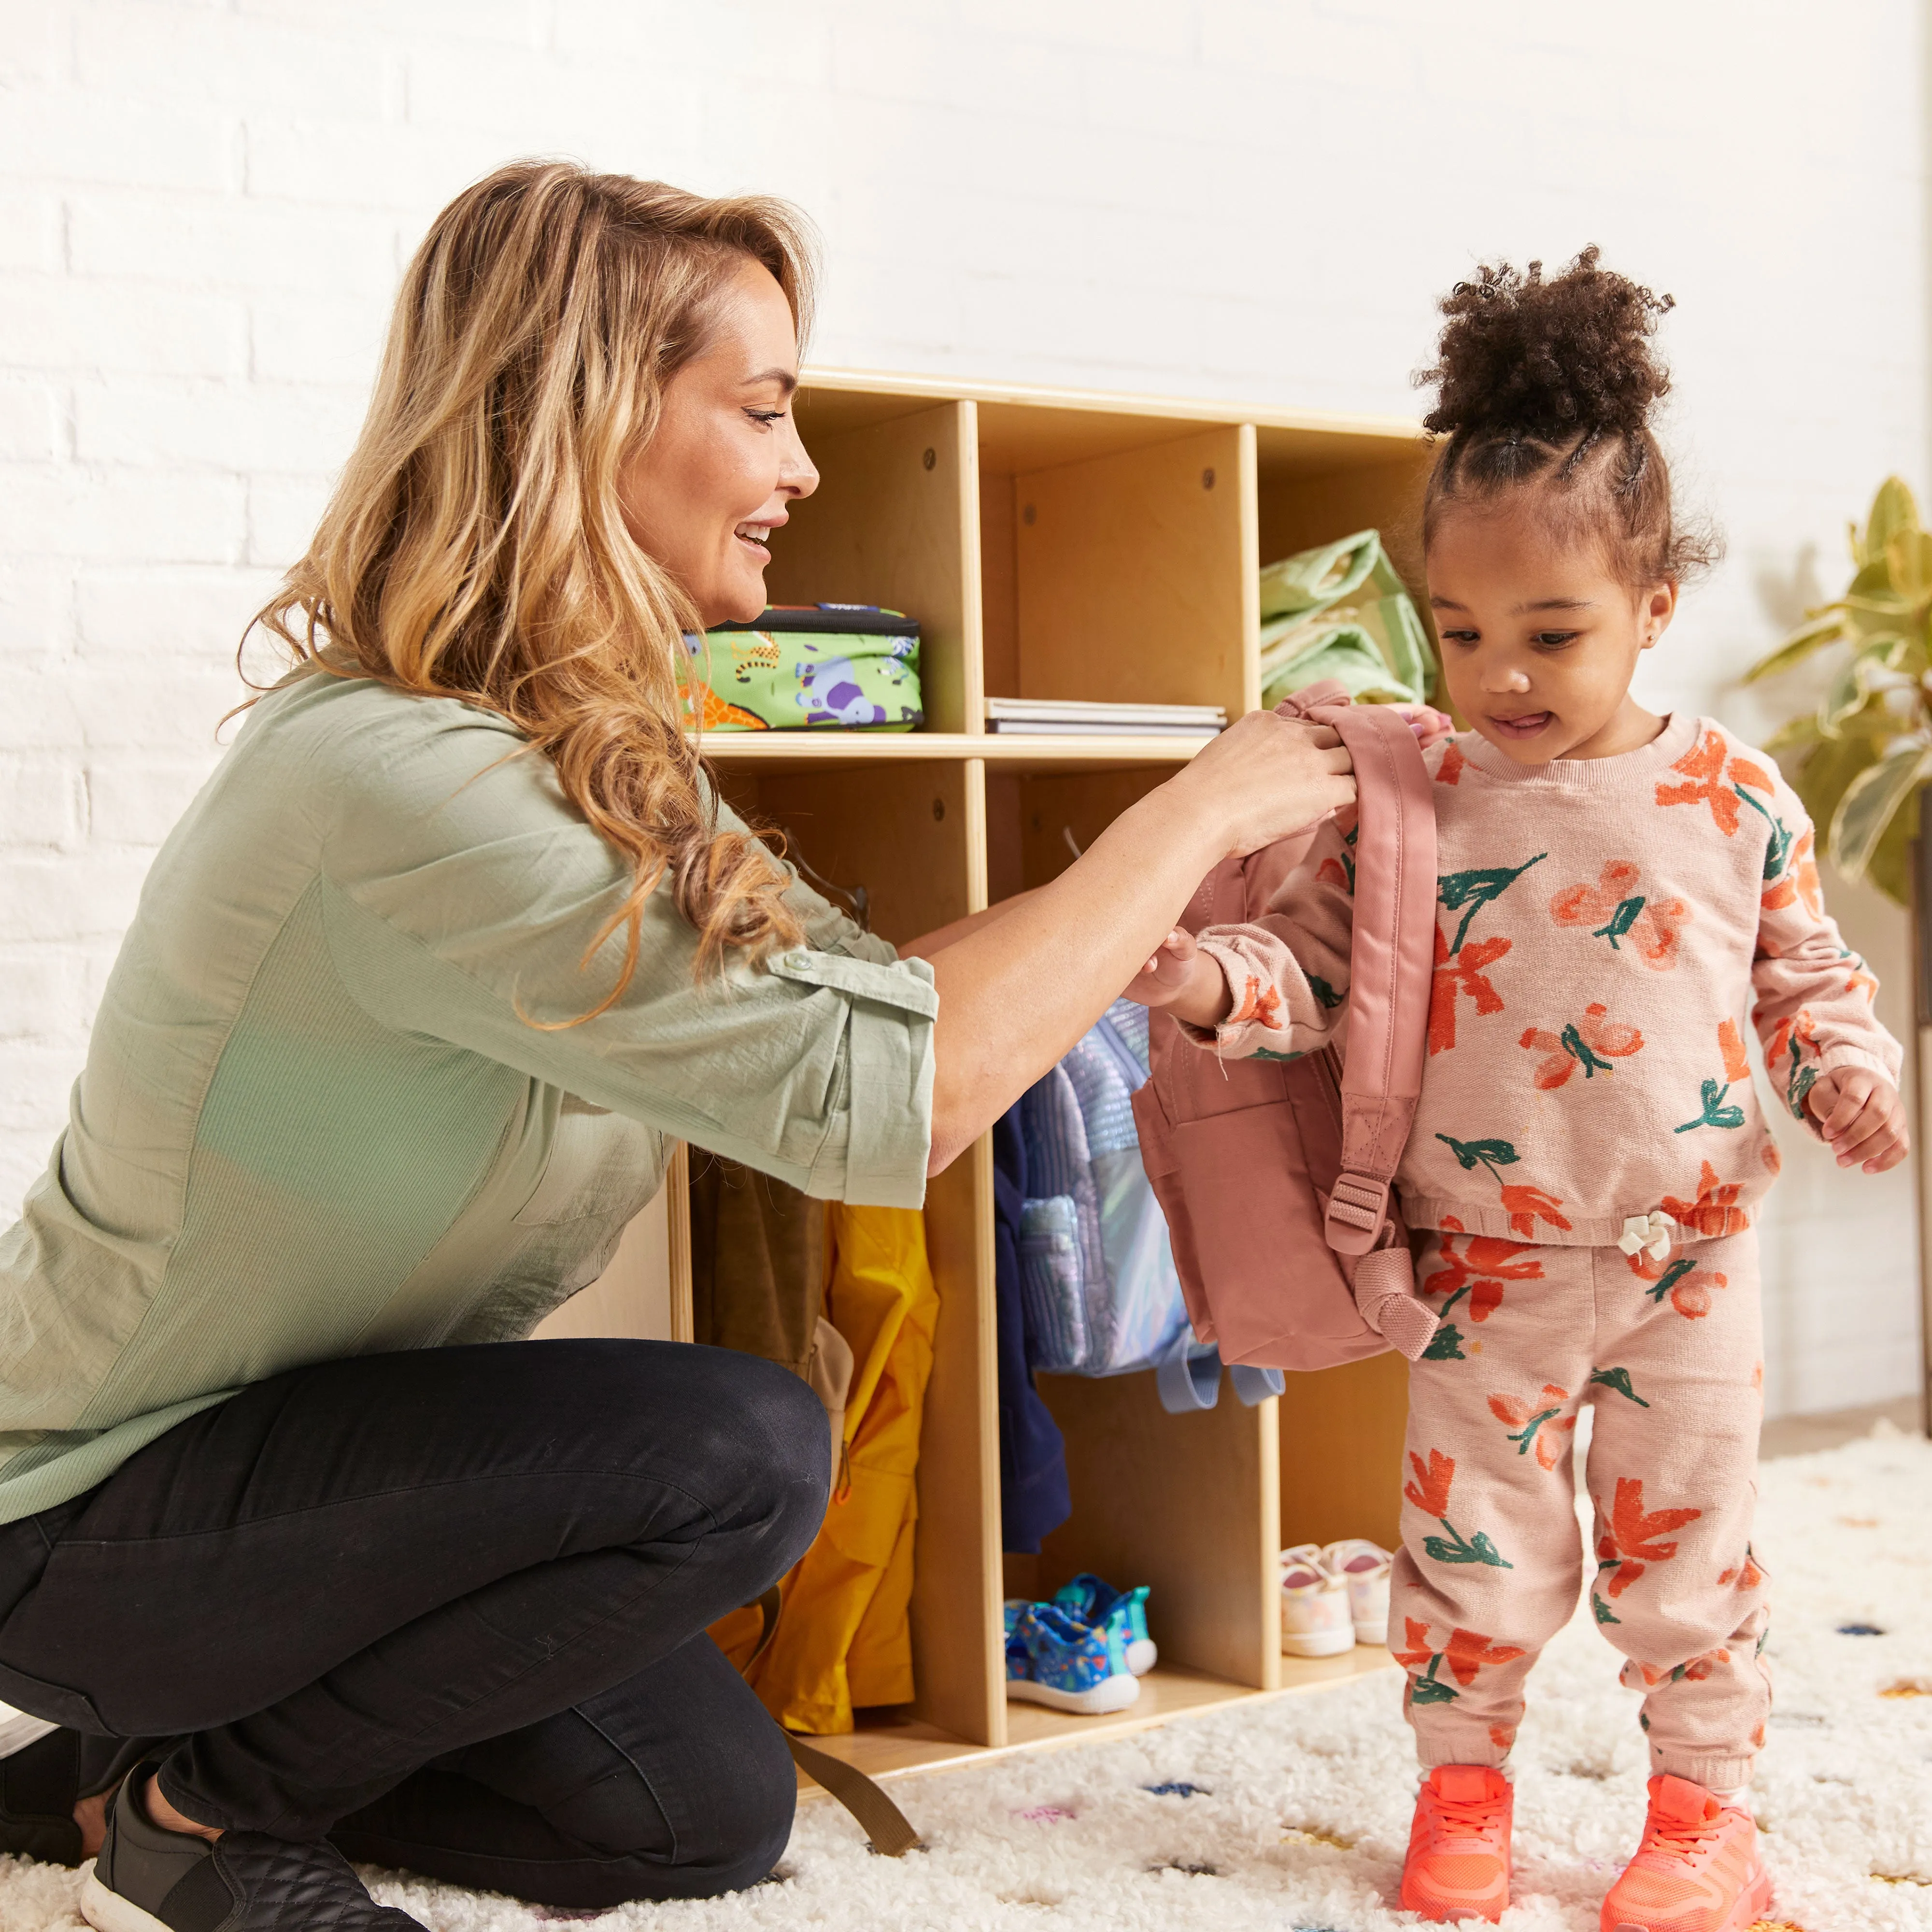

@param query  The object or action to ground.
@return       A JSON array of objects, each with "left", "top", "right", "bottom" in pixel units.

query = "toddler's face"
[{"left": 1425, "top": 501, "right": 1676, "bottom": 764}]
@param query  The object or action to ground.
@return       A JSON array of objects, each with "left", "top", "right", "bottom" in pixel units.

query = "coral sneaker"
[
  {"left": 1401, "top": 1764, "right": 1513, "bottom": 1922},
  {"left": 1600, "top": 1775, "right": 1771, "bottom": 1932}
]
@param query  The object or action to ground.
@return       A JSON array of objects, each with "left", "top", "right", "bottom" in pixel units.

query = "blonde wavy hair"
[{"left": 247, "top": 159, "right": 814, "bottom": 1015}]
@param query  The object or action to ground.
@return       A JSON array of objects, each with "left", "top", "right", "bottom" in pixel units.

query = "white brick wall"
[{"left": 3, "top": 0, "right": 1925, "bottom": 1417}]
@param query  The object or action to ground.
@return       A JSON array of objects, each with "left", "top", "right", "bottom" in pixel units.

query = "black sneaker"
[{"left": 80, "top": 1765, "right": 427, "bottom": 1932}]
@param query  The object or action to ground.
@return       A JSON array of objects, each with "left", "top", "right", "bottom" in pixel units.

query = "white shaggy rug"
[{"left": 5, "top": 1428, "right": 1929, "bottom": 1931}]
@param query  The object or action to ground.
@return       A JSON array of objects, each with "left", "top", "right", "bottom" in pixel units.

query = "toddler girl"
[{"left": 1130, "top": 250, "right": 1907, "bottom": 1929}]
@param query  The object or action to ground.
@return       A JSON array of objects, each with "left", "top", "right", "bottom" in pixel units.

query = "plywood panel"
[
  {"left": 979, "top": 469, "right": 1020, "bottom": 700},
  {"left": 1014, "top": 424, "right": 1249, "bottom": 718},
  {"left": 909, "top": 1127, "right": 1004, "bottom": 1746},
  {"left": 764, "top": 399, "right": 980, "bottom": 735},
  {"left": 1279, "top": 1351, "right": 1410, "bottom": 1554},
  {"left": 1036, "top": 1371, "right": 1280, "bottom": 1691},
  {"left": 791, "top": 1649, "right": 1394, "bottom": 1791},
  {"left": 1011, "top": 767, "right": 1174, "bottom": 890},
  {"left": 750, "top": 760, "right": 973, "bottom": 950}
]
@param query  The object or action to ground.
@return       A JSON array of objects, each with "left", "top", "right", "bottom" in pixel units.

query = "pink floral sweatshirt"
[{"left": 1187, "top": 713, "right": 1902, "bottom": 1247}]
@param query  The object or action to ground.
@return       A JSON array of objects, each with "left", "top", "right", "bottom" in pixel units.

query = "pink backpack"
[{"left": 1130, "top": 683, "right": 1442, "bottom": 1371}]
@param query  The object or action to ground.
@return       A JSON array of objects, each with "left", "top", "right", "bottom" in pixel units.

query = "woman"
[{"left": 0, "top": 162, "right": 1355, "bottom": 1931}]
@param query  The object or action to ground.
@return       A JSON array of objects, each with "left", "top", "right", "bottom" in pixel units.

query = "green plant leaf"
[
  {"left": 1867, "top": 476, "right": 1924, "bottom": 562},
  {"left": 1744, "top": 609, "right": 1848, "bottom": 683},
  {"left": 1886, "top": 528, "right": 1932, "bottom": 598},
  {"left": 1820, "top": 655, "right": 1872, "bottom": 732},
  {"left": 1789, "top": 728, "right": 1880, "bottom": 835},
  {"left": 1866, "top": 779, "right": 1922, "bottom": 907},
  {"left": 1765, "top": 713, "right": 1824, "bottom": 756},
  {"left": 1830, "top": 738, "right": 1930, "bottom": 885}
]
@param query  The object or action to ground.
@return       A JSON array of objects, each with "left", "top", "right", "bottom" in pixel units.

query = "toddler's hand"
[
  {"left": 1804, "top": 1067, "right": 1910, "bottom": 1172},
  {"left": 1122, "top": 928, "right": 1202, "bottom": 1008},
  {"left": 1391, "top": 702, "right": 1456, "bottom": 748}
]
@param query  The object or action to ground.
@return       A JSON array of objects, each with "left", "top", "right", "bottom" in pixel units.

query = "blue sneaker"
[
  {"left": 1051, "top": 1573, "right": 1157, "bottom": 1676},
  {"left": 1004, "top": 1602, "right": 1140, "bottom": 1714}
]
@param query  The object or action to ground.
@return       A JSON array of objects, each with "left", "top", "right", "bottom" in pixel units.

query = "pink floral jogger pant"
[{"left": 1392, "top": 1225, "right": 1770, "bottom": 1792}]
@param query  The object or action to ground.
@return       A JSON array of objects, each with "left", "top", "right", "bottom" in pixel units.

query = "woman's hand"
[
  {"left": 1120, "top": 927, "right": 1231, "bottom": 1030},
  {"left": 916, "top": 707, "right": 1353, "bottom": 1175},
  {"left": 1805, "top": 1067, "right": 1911, "bottom": 1172},
  {"left": 1166, "top": 710, "right": 1357, "bottom": 861}
]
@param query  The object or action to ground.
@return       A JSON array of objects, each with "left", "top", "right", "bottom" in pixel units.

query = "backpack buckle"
[{"left": 1325, "top": 1172, "right": 1389, "bottom": 1255}]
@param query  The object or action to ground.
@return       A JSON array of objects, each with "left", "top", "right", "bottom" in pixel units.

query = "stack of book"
[{"left": 984, "top": 698, "right": 1226, "bottom": 738}]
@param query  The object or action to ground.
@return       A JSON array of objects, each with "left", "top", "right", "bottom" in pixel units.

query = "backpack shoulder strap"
[{"left": 1307, "top": 701, "right": 1437, "bottom": 1254}]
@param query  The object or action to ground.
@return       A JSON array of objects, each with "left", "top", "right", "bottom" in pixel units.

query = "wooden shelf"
[
  {"left": 547, "top": 366, "right": 1428, "bottom": 1771},
  {"left": 794, "top": 1650, "right": 1397, "bottom": 1795},
  {"left": 695, "top": 730, "right": 1209, "bottom": 772}
]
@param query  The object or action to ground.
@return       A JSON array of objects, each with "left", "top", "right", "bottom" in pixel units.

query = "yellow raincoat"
[{"left": 711, "top": 1203, "right": 938, "bottom": 1733}]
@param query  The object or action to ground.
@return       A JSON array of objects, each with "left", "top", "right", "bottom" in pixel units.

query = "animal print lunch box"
[{"left": 678, "top": 605, "right": 923, "bottom": 731}]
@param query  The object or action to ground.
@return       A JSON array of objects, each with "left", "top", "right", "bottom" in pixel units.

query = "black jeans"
[{"left": 0, "top": 1339, "right": 829, "bottom": 1908}]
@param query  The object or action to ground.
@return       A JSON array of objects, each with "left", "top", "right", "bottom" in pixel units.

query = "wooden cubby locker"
[{"left": 532, "top": 370, "right": 1434, "bottom": 1783}]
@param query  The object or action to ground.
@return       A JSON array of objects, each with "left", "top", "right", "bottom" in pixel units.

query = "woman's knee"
[
  {"left": 540, "top": 1689, "right": 797, "bottom": 1904},
  {"left": 697, "top": 1347, "right": 830, "bottom": 1555}
]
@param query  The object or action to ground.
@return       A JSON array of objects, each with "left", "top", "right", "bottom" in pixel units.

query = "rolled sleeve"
[
  {"left": 319, "top": 699, "right": 940, "bottom": 1211},
  {"left": 769, "top": 949, "right": 937, "bottom": 1207}
]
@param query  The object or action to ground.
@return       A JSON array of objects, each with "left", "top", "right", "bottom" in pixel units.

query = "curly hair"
[
  {"left": 244, "top": 161, "right": 814, "bottom": 1017},
  {"left": 1416, "top": 246, "right": 1719, "bottom": 583}
]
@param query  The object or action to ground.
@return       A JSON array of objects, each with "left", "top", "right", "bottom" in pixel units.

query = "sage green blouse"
[{"left": 0, "top": 671, "right": 937, "bottom": 1526}]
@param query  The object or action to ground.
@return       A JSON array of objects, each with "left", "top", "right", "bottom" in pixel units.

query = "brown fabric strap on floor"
[
  {"left": 782, "top": 1733, "right": 923, "bottom": 1857},
  {"left": 741, "top": 1584, "right": 922, "bottom": 1857}
]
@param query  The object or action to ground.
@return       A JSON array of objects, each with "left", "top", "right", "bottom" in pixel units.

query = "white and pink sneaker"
[
  {"left": 1280, "top": 1544, "right": 1354, "bottom": 1657},
  {"left": 1321, "top": 1538, "right": 1392, "bottom": 1647}
]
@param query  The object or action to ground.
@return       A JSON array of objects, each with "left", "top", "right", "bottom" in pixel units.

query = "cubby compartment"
[
  {"left": 705, "top": 754, "right": 1003, "bottom": 1748},
  {"left": 769, "top": 389, "right": 981, "bottom": 734},
  {"left": 978, "top": 403, "right": 1253, "bottom": 719},
  {"left": 1254, "top": 426, "right": 1435, "bottom": 612},
  {"left": 1279, "top": 1352, "right": 1410, "bottom": 1560}
]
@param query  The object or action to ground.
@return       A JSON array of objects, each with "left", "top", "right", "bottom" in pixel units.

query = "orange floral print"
[
  {"left": 1393, "top": 1617, "right": 1435, "bottom": 1672},
  {"left": 1660, "top": 1160, "right": 1749, "bottom": 1238},
  {"left": 1596, "top": 1476, "right": 1702, "bottom": 1597},
  {"left": 1519, "top": 1001, "right": 1644, "bottom": 1088},
  {"left": 1421, "top": 1234, "right": 1545, "bottom": 1330},
  {"left": 1226, "top": 976, "right": 1284, "bottom": 1031},
  {"left": 1405, "top": 1449, "right": 1456, "bottom": 1520},
  {"left": 1436, "top": 742, "right": 1467, "bottom": 785},
  {"left": 1719, "top": 1019, "right": 1750, "bottom": 1086},
  {"left": 1430, "top": 924, "right": 1512, "bottom": 1055},
  {"left": 1316, "top": 855, "right": 1351, "bottom": 891},
  {"left": 1497, "top": 1183, "right": 1572, "bottom": 1237},
  {"left": 1548, "top": 859, "right": 1689, "bottom": 970},
  {"left": 1446, "top": 1627, "right": 1527, "bottom": 1687},
  {"left": 1847, "top": 963, "right": 1879, "bottom": 1002},
  {"left": 1655, "top": 730, "right": 1777, "bottom": 835},
  {"left": 1488, "top": 1383, "right": 1577, "bottom": 1468},
  {"left": 1489, "top": 1723, "right": 1517, "bottom": 1752},
  {"left": 1624, "top": 1647, "right": 1729, "bottom": 1692},
  {"left": 1624, "top": 1244, "right": 1732, "bottom": 1319},
  {"left": 1395, "top": 1619, "right": 1524, "bottom": 1704},
  {"left": 1717, "top": 1551, "right": 1763, "bottom": 1589},
  {"left": 1761, "top": 825, "right": 1823, "bottom": 917}
]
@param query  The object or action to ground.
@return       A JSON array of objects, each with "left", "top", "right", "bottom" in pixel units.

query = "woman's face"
[{"left": 619, "top": 256, "right": 819, "bottom": 627}]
